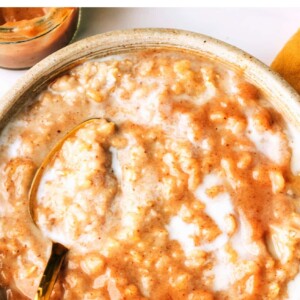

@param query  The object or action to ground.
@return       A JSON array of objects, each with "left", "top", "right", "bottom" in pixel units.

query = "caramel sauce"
[
  {"left": 0, "top": 8, "right": 47, "bottom": 25},
  {"left": 0, "top": 7, "right": 79, "bottom": 69}
]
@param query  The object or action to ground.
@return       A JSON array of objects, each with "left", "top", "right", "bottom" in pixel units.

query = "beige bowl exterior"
[{"left": 0, "top": 28, "right": 300, "bottom": 131}]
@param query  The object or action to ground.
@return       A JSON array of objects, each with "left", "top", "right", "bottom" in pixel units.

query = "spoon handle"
[{"left": 34, "top": 243, "right": 68, "bottom": 300}]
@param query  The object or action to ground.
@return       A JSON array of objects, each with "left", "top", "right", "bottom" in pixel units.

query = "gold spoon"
[{"left": 28, "top": 118, "right": 102, "bottom": 300}]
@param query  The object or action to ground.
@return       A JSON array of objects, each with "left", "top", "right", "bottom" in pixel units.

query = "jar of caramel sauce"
[{"left": 0, "top": 8, "right": 80, "bottom": 69}]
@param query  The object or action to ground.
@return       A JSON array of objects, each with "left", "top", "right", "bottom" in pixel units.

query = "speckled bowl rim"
[{"left": 1, "top": 28, "right": 300, "bottom": 131}]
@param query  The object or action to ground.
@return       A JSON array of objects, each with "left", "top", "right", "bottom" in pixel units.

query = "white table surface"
[{"left": 1, "top": 7, "right": 299, "bottom": 99}]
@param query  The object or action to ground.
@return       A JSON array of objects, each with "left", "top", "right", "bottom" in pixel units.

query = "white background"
[{"left": 1, "top": 7, "right": 299, "bottom": 98}]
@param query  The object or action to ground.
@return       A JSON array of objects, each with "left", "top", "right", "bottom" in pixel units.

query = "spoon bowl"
[{"left": 28, "top": 118, "right": 102, "bottom": 300}]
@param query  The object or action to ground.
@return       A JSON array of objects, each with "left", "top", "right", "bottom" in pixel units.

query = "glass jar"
[{"left": 0, "top": 8, "right": 80, "bottom": 69}]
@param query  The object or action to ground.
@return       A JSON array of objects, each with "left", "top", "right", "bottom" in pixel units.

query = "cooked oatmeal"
[{"left": 0, "top": 50, "right": 300, "bottom": 300}]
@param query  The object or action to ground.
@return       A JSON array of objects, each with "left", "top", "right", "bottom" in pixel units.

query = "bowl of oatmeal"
[{"left": 0, "top": 28, "right": 300, "bottom": 300}]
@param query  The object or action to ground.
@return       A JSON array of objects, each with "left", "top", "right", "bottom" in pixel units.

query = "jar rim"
[{"left": 0, "top": 8, "right": 78, "bottom": 44}]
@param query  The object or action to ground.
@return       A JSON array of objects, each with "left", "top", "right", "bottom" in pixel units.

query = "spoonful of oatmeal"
[{"left": 28, "top": 118, "right": 118, "bottom": 300}]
